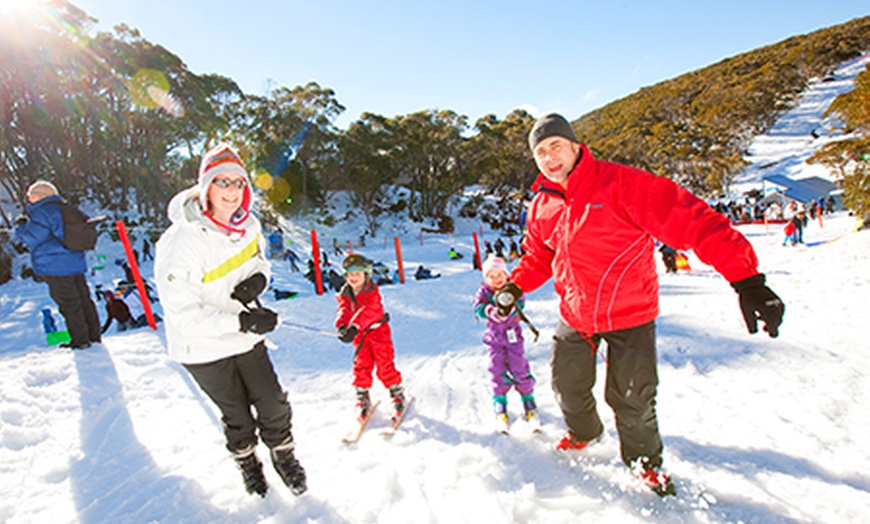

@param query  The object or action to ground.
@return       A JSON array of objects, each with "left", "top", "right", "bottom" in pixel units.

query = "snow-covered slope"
[{"left": 1, "top": 57, "right": 869, "bottom": 523}]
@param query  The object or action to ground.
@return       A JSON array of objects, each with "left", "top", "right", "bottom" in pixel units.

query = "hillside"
[{"left": 573, "top": 16, "right": 870, "bottom": 197}]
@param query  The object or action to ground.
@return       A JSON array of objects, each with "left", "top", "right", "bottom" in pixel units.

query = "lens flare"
[
  {"left": 130, "top": 68, "right": 184, "bottom": 117},
  {"left": 254, "top": 171, "right": 274, "bottom": 191},
  {"left": 266, "top": 178, "right": 291, "bottom": 204}
]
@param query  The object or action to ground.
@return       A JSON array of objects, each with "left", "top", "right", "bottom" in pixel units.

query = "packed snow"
[{"left": 1, "top": 56, "right": 869, "bottom": 523}]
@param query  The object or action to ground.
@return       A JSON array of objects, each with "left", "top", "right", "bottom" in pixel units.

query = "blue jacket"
[{"left": 14, "top": 196, "right": 86, "bottom": 276}]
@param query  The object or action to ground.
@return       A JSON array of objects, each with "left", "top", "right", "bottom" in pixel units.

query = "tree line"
[{"left": 2, "top": 1, "right": 868, "bottom": 237}]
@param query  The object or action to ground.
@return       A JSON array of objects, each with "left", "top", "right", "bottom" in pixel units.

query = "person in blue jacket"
[{"left": 14, "top": 180, "right": 101, "bottom": 349}]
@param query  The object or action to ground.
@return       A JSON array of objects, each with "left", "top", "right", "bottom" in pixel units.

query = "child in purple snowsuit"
[{"left": 473, "top": 256, "right": 538, "bottom": 426}]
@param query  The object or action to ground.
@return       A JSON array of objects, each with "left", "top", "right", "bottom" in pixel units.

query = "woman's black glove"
[
  {"left": 239, "top": 307, "right": 278, "bottom": 334},
  {"left": 731, "top": 274, "right": 784, "bottom": 338},
  {"left": 337, "top": 325, "right": 358, "bottom": 343},
  {"left": 231, "top": 273, "right": 267, "bottom": 305}
]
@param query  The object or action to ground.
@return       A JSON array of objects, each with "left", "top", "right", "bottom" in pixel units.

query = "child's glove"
[
  {"left": 338, "top": 325, "right": 359, "bottom": 343},
  {"left": 239, "top": 307, "right": 278, "bottom": 334},
  {"left": 485, "top": 304, "right": 508, "bottom": 323}
]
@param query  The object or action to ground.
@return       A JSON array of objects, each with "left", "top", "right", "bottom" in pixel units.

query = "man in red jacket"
[{"left": 509, "top": 113, "right": 784, "bottom": 496}]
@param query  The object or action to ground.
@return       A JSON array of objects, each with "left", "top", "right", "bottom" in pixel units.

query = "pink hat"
[{"left": 482, "top": 256, "right": 508, "bottom": 276}]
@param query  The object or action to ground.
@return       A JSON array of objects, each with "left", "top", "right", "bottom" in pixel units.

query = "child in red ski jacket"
[{"left": 335, "top": 253, "right": 406, "bottom": 422}]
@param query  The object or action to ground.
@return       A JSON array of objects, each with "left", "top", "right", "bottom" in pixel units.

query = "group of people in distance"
[{"left": 15, "top": 113, "right": 785, "bottom": 499}]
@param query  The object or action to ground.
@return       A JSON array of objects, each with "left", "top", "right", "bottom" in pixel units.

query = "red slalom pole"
[
  {"left": 394, "top": 236, "right": 405, "bottom": 284},
  {"left": 472, "top": 232, "right": 482, "bottom": 271},
  {"left": 115, "top": 220, "right": 157, "bottom": 329},
  {"left": 311, "top": 230, "right": 324, "bottom": 295}
]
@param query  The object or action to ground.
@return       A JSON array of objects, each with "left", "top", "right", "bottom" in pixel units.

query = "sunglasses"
[{"left": 212, "top": 177, "right": 248, "bottom": 189}]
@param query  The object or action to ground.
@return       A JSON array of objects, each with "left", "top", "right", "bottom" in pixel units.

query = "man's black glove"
[
  {"left": 231, "top": 273, "right": 267, "bottom": 305},
  {"left": 239, "top": 307, "right": 278, "bottom": 334},
  {"left": 338, "top": 325, "right": 358, "bottom": 343},
  {"left": 731, "top": 274, "right": 784, "bottom": 338}
]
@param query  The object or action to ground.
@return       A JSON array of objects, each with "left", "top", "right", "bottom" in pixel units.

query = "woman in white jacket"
[{"left": 155, "top": 143, "right": 306, "bottom": 497}]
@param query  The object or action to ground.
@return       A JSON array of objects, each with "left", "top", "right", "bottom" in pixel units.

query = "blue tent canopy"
[{"left": 762, "top": 175, "right": 837, "bottom": 204}]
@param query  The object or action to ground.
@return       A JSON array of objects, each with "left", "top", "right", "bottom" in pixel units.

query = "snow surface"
[{"left": 2, "top": 57, "right": 869, "bottom": 524}]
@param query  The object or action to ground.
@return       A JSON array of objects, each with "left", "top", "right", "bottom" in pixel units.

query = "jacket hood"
[{"left": 166, "top": 186, "right": 202, "bottom": 225}]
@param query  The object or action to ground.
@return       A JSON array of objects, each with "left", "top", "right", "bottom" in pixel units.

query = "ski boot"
[
  {"left": 270, "top": 437, "right": 307, "bottom": 496},
  {"left": 389, "top": 383, "right": 406, "bottom": 423},
  {"left": 494, "top": 395, "right": 509, "bottom": 433},
  {"left": 232, "top": 444, "right": 268, "bottom": 497},
  {"left": 521, "top": 393, "right": 541, "bottom": 431},
  {"left": 355, "top": 387, "right": 372, "bottom": 422}
]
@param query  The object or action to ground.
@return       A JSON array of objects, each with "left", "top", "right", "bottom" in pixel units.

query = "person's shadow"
[{"left": 69, "top": 345, "right": 226, "bottom": 523}]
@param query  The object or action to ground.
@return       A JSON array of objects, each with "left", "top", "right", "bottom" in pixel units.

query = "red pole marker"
[
  {"left": 394, "top": 236, "right": 405, "bottom": 284},
  {"left": 472, "top": 232, "right": 482, "bottom": 271},
  {"left": 311, "top": 230, "right": 324, "bottom": 295},
  {"left": 115, "top": 221, "right": 157, "bottom": 329}
]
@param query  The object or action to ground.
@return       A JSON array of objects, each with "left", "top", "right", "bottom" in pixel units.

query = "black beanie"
[{"left": 528, "top": 113, "right": 579, "bottom": 151}]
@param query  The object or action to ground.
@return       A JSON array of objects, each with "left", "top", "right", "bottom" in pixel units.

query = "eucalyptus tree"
[
  {"left": 233, "top": 81, "right": 344, "bottom": 215},
  {"left": 386, "top": 109, "right": 469, "bottom": 221},
  {"left": 338, "top": 113, "right": 396, "bottom": 237},
  {"left": 0, "top": 0, "right": 97, "bottom": 222},
  {"left": 464, "top": 110, "right": 537, "bottom": 194}
]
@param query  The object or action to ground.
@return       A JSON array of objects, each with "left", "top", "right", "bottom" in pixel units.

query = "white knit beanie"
[
  {"left": 26, "top": 180, "right": 59, "bottom": 202},
  {"left": 482, "top": 255, "right": 508, "bottom": 276}
]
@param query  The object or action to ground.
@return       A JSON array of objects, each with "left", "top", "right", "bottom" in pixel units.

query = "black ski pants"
[
  {"left": 551, "top": 319, "right": 664, "bottom": 469},
  {"left": 184, "top": 342, "right": 293, "bottom": 453},
  {"left": 43, "top": 273, "right": 101, "bottom": 346}
]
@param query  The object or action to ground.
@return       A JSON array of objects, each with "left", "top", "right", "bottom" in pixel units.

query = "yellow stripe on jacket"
[{"left": 202, "top": 233, "right": 261, "bottom": 283}]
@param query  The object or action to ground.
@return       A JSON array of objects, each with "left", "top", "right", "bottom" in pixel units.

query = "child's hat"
[
  {"left": 197, "top": 143, "right": 251, "bottom": 224},
  {"left": 482, "top": 255, "right": 508, "bottom": 276},
  {"left": 342, "top": 253, "right": 373, "bottom": 274}
]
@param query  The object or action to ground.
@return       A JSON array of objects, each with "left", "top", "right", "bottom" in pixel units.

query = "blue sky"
[{"left": 73, "top": 0, "right": 868, "bottom": 129}]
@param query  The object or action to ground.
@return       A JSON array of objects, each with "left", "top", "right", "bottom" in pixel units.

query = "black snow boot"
[
  {"left": 232, "top": 445, "right": 268, "bottom": 497},
  {"left": 271, "top": 438, "right": 307, "bottom": 496}
]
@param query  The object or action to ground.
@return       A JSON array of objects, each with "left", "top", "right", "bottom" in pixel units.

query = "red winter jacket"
[
  {"left": 510, "top": 144, "right": 759, "bottom": 334},
  {"left": 335, "top": 278, "right": 389, "bottom": 343}
]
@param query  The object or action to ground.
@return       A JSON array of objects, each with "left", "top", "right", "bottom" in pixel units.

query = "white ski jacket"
[{"left": 155, "top": 188, "right": 271, "bottom": 364}]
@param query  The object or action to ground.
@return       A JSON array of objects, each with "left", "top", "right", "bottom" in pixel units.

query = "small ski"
[
  {"left": 381, "top": 396, "right": 414, "bottom": 436},
  {"left": 342, "top": 400, "right": 380, "bottom": 443},
  {"left": 495, "top": 413, "right": 511, "bottom": 435},
  {"left": 525, "top": 410, "right": 543, "bottom": 433}
]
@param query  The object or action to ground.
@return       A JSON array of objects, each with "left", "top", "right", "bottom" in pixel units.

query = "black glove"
[
  {"left": 239, "top": 307, "right": 278, "bottom": 334},
  {"left": 231, "top": 273, "right": 267, "bottom": 305},
  {"left": 731, "top": 274, "right": 784, "bottom": 338},
  {"left": 338, "top": 325, "right": 359, "bottom": 343}
]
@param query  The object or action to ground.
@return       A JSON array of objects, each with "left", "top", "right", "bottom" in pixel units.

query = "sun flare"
[{"left": 0, "top": 0, "right": 39, "bottom": 13}]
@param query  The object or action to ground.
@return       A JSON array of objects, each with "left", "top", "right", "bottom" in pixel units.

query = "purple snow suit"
[{"left": 473, "top": 283, "right": 535, "bottom": 396}]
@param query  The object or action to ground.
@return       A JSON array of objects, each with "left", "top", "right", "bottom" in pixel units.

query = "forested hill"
[
  {"left": 1, "top": 3, "right": 867, "bottom": 235},
  {"left": 573, "top": 16, "right": 870, "bottom": 197}
]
